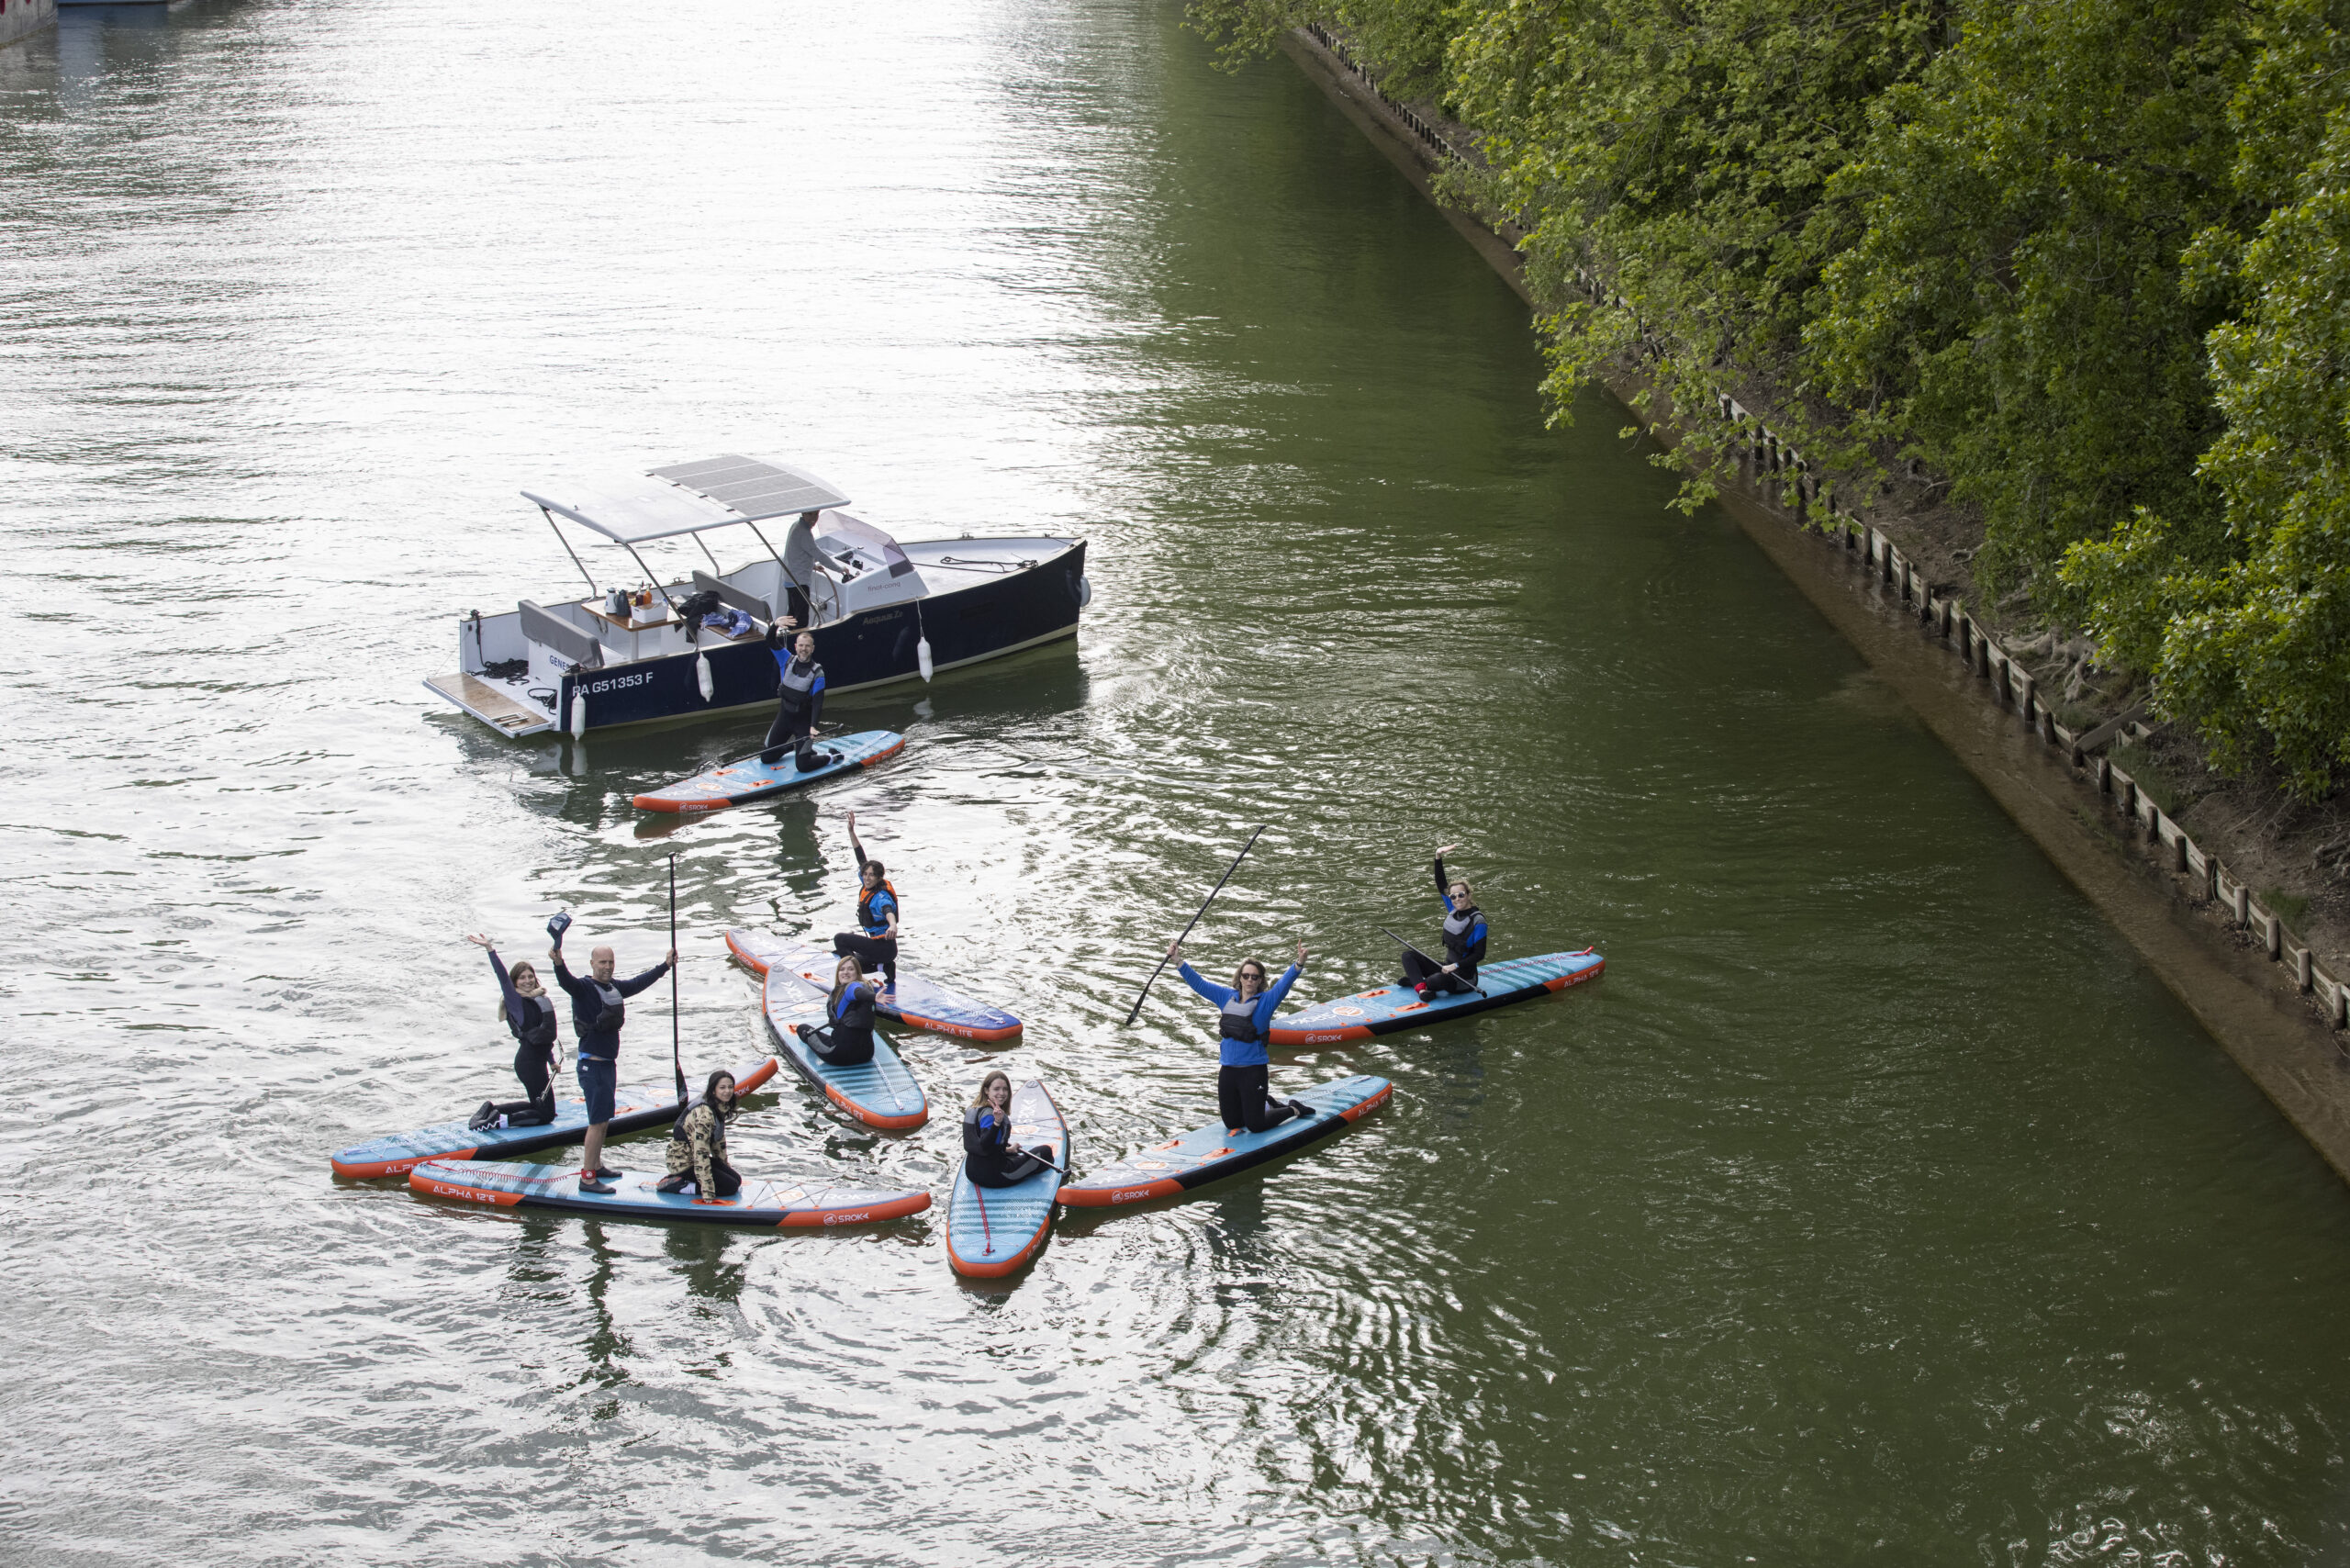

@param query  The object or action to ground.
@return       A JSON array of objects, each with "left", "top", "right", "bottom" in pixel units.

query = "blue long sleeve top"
[
  {"left": 1434, "top": 855, "right": 1487, "bottom": 955},
  {"left": 1177, "top": 960, "right": 1301, "bottom": 1067}
]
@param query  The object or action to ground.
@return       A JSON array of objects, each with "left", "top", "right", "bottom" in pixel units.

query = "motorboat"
[{"left": 425, "top": 455, "right": 1090, "bottom": 738}]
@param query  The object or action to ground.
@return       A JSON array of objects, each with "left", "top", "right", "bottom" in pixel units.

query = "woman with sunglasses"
[{"left": 1169, "top": 939, "right": 1314, "bottom": 1135}]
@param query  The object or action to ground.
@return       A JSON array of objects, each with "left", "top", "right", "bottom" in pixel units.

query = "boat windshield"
[{"left": 790, "top": 512, "right": 912, "bottom": 581}]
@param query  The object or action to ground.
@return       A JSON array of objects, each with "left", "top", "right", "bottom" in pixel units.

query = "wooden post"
[
  {"left": 2232, "top": 879, "right": 2250, "bottom": 925},
  {"left": 2096, "top": 756, "right": 2111, "bottom": 793},
  {"left": 2202, "top": 851, "right": 2219, "bottom": 903},
  {"left": 2172, "top": 827, "right": 2188, "bottom": 874},
  {"left": 2267, "top": 912, "right": 2284, "bottom": 960},
  {"left": 2298, "top": 945, "right": 2313, "bottom": 992}
]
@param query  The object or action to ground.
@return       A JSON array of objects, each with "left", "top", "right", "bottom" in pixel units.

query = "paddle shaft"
[
  {"left": 1377, "top": 924, "right": 1486, "bottom": 999},
  {"left": 669, "top": 856, "right": 685, "bottom": 1102},
  {"left": 1123, "top": 824, "right": 1267, "bottom": 1026}
]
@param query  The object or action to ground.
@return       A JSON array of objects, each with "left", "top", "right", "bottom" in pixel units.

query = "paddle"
[
  {"left": 1378, "top": 924, "right": 1487, "bottom": 1000},
  {"left": 1123, "top": 824, "right": 1266, "bottom": 1026},
  {"left": 668, "top": 854, "right": 686, "bottom": 1103}
]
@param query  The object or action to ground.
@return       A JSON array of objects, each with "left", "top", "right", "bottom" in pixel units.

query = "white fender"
[
  {"left": 1076, "top": 575, "right": 1092, "bottom": 608},
  {"left": 916, "top": 636, "right": 934, "bottom": 683},
  {"left": 569, "top": 692, "right": 588, "bottom": 738},
  {"left": 696, "top": 652, "right": 713, "bottom": 701}
]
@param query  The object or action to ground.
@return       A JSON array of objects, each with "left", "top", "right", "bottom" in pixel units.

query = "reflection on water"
[{"left": 5, "top": 0, "right": 2350, "bottom": 1562}]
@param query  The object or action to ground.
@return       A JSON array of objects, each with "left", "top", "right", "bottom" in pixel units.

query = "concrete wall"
[{"left": 0, "top": 0, "right": 57, "bottom": 50}]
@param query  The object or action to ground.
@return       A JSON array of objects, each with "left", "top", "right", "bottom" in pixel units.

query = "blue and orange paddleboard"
[
  {"left": 632, "top": 730, "right": 905, "bottom": 813},
  {"left": 1266, "top": 950, "right": 1606, "bottom": 1047},
  {"left": 726, "top": 927, "right": 1021, "bottom": 1043},
  {"left": 747, "top": 949, "right": 930, "bottom": 1131},
  {"left": 408, "top": 1159, "right": 930, "bottom": 1228},
  {"left": 329, "top": 1055, "right": 782, "bottom": 1180},
  {"left": 1058, "top": 1074, "right": 1392, "bottom": 1209},
  {"left": 946, "top": 1079, "right": 1068, "bottom": 1279}
]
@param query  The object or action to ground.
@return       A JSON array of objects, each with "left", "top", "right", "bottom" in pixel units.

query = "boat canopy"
[{"left": 521, "top": 455, "right": 852, "bottom": 543}]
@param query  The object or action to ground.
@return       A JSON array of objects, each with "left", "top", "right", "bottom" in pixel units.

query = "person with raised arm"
[
  {"left": 548, "top": 914, "right": 676, "bottom": 1194},
  {"left": 1171, "top": 939, "right": 1314, "bottom": 1135},
  {"left": 832, "top": 811, "right": 901, "bottom": 998},
  {"left": 464, "top": 934, "right": 562, "bottom": 1131},
  {"left": 759, "top": 621, "right": 827, "bottom": 769},
  {"left": 1401, "top": 844, "right": 1487, "bottom": 1000}
]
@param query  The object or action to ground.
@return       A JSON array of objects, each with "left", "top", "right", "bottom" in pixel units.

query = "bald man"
[{"left": 550, "top": 932, "right": 676, "bottom": 1193}]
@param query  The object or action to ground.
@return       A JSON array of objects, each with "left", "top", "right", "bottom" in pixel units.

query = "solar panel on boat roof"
[{"left": 650, "top": 455, "right": 847, "bottom": 519}]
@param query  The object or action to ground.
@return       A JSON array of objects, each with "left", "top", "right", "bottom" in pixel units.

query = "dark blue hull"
[{"left": 557, "top": 541, "right": 1085, "bottom": 734}]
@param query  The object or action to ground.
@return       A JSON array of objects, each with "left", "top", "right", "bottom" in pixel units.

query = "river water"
[{"left": 6, "top": 2, "right": 2350, "bottom": 1563}]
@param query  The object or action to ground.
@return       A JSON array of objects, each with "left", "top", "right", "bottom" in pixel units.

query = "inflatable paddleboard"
[
  {"left": 946, "top": 1079, "right": 1067, "bottom": 1279},
  {"left": 1267, "top": 950, "right": 1606, "bottom": 1047},
  {"left": 1059, "top": 1074, "right": 1391, "bottom": 1208},
  {"left": 725, "top": 927, "right": 1021, "bottom": 1043},
  {"left": 409, "top": 1159, "right": 930, "bottom": 1228},
  {"left": 632, "top": 729, "right": 905, "bottom": 813},
  {"left": 330, "top": 1055, "right": 781, "bottom": 1180},
  {"left": 755, "top": 958, "right": 931, "bottom": 1130}
]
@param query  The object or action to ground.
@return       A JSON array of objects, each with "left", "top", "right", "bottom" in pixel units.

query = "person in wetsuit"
[
  {"left": 550, "top": 926, "right": 676, "bottom": 1193},
  {"left": 761, "top": 622, "right": 828, "bottom": 768},
  {"left": 655, "top": 1070, "right": 742, "bottom": 1198},
  {"left": 1400, "top": 844, "right": 1486, "bottom": 999},
  {"left": 795, "top": 953, "right": 881, "bottom": 1066},
  {"left": 1171, "top": 939, "right": 1316, "bottom": 1135},
  {"left": 832, "top": 811, "right": 901, "bottom": 995},
  {"left": 962, "top": 1070, "right": 1057, "bottom": 1188},
  {"left": 464, "top": 934, "right": 562, "bottom": 1130}
]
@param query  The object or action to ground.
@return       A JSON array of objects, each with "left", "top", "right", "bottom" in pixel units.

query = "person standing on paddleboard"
[
  {"left": 1401, "top": 845, "right": 1486, "bottom": 1000},
  {"left": 760, "top": 622, "right": 828, "bottom": 769},
  {"left": 963, "top": 1070, "right": 1055, "bottom": 1187},
  {"left": 655, "top": 1070, "right": 742, "bottom": 1199},
  {"left": 796, "top": 953, "right": 882, "bottom": 1066},
  {"left": 832, "top": 811, "right": 901, "bottom": 997},
  {"left": 1171, "top": 941, "right": 1315, "bottom": 1134},
  {"left": 548, "top": 916, "right": 677, "bottom": 1194},
  {"left": 464, "top": 934, "right": 561, "bottom": 1130}
]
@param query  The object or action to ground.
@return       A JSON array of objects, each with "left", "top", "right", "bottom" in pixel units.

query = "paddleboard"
[
  {"left": 1266, "top": 950, "right": 1606, "bottom": 1047},
  {"left": 329, "top": 1055, "right": 781, "bottom": 1180},
  {"left": 946, "top": 1079, "right": 1068, "bottom": 1279},
  {"left": 1059, "top": 1074, "right": 1392, "bottom": 1208},
  {"left": 755, "top": 958, "right": 931, "bottom": 1130},
  {"left": 409, "top": 1159, "right": 930, "bottom": 1228},
  {"left": 632, "top": 730, "right": 905, "bottom": 813},
  {"left": 725, "top": 927, "right": 1021, "bottom": 1043}
]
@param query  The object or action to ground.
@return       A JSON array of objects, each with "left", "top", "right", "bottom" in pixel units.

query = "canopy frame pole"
[
  {"left": 693, "top": 533, "right": 725, "bottom": 575},
  {"left": 543, "top": 507, "right": 598, "bottom": 597},
  {"left": 742, "top": 517, "right": 815, "bottom": 625},
  {"left": 619, "top": 541, "right": 683, "bottom": 616}
]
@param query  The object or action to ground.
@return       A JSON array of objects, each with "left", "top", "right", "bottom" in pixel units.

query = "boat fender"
[
  {"left": 915, "top": 601, "right": 933, "bottom": 683},
  {"left": 1076, "top": 575, "right": 1092, "bottom": 609},
  {"left": 695, "top": 651, "right": 713, "bottom": 702},
  {"left": 569, "top": 692, "right": 588, "bottom": 738}
]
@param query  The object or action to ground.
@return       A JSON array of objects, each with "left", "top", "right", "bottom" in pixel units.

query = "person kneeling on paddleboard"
[
  {"left": 832, "top": 811, "right": 901, "bottom": 997},
  {"left": 655, "top": 1070, "right": 742, "bottom": 1198},
  {"left": 761, "top": 622, "right": 830, "bottom": 770},
  {"left": 1172, "top": 941, "right": 1316, "bottom": 1134},
  {"left": 796, "top": 953, "right": 881, "bottom": 1066},
  {"left": 550, "top": 916, "right": 677, "bottom": 1194},
  {"left": 963, "top": 1070, "right": 1054, "bottom": 1187},
  {"left": 464, "top": 934, "right": 562, "bottom": 1131},
  {"left": 1402, "top": 845, "right": 1486, "bottom": 1000}
]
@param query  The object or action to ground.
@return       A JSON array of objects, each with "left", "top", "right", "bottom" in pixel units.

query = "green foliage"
[{"left": 1189, "top": 0, "right": 2350, "bottom": 795}]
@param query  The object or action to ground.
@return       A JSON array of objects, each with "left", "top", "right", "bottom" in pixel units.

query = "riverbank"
[
  {"left": 1, "top": 0, "right": 56, "bottom": 50},
  {"left": 1281, "top": 23, "right": 2350, "bottom": 1182}
]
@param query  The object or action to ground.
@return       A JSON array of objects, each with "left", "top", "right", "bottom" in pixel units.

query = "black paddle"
[
  {"left": 668, "top": 854, "right": 686, "bottom": 1103},
  {"left": 1124, "top": 824, "right": 1266, "bottom": 1026},
  {"left": 1378, "top": 924, "right": 1487, "bottom": 999}
]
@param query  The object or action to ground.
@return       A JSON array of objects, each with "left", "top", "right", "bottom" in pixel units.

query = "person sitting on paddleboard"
[
  {"left": 464, "top": 934, "right": 561, "bottom": 1131},
  {"left": 796, "top": 953, "right": 881, "bottom": 1067},
  {"left": 760, "top": 622, "right": 828, "bottom": 769},
  {"left": 655, "top": 1070, "right": 742, "bottom": 1199},
  {"left": 1401, "top": 845, "right": 1486, "bottom": 1000},
  {"left": 832, "top": 811, "right": 901, "bottom": 997},
  {"left": 1171, "top": 940, "right": 1316, "bottom": 1135},
  {"left": 550, "top": 919, "right": 677, "bottom": 1194},
  {"left": 963, "top": 1070, "right": 1055, "bottom": 1188}
]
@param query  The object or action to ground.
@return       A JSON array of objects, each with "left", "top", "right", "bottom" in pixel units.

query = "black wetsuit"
[
  {"left": 487, "top": 948, "right": 559, "bottom": 1126},
  {"left": 762, "top": 626, "right": 826, "bottom": 767},
  {"left": 963, "top": 1105, "right": 1052, "bottom": 1188},
  {"left": 833, "top": 856, "right": 900, "bottom": 990},
  {"left": 797, "top": 981, "right": 878, "bottom": 1065}
]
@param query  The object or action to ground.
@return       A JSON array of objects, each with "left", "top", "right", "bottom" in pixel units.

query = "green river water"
[{"left": 5, "top": 1, "right": 2350, "bottom": 1562}]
